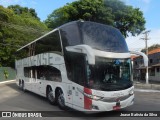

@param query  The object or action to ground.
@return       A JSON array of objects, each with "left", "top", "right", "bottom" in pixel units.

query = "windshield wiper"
[{"left": 93, "top": 47, "right": 101, "bottom": 50}]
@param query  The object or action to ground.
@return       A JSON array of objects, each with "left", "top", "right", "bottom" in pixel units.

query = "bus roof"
[
  {"left": 17, "top": 20, "right": 126, "bottom": 53},
  {"left": 17, "top": 20, "right": 82, "bottom": 52}
]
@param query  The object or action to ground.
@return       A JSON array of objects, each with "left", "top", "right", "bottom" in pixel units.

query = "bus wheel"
[
  {"left": 19, "top": 80, "right": 22, "bottom": 89},
  {"left": 20, "top": 81, "right": 25, "bottom": 91},
  {"left": 47, "top": 87, "right": 56, "bottom": 105},
  {"left": 57, "top": 89, "right": 66, "bottom": 110}
]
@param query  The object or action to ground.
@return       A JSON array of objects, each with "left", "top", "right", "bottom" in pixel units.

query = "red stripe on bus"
[{"left": 84, "top": 87, "right": 92, "bottom": 110}]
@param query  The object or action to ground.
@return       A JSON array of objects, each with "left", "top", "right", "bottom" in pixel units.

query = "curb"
[
  {"left": 0, "top": 80, "right": 16, "bottom": 84},
  {"left": 134, "top": 83, "right": 160, "bottom": 91},
  {"left": 135, "top": 89, "right": 160, "bottom": 92}
]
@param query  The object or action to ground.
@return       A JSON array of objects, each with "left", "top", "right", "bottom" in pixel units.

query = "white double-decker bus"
[{"left": 16, "top": 20, "right": 148, "bottom": 111}]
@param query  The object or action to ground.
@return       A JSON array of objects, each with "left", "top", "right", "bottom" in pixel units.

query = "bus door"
[
  {"left": 65, "top": 83, "right": 73, "bottom": 108},
  {"left": 72, "top": 82, "right": 84, "bottom": 110},
  {"left": 70, "top": 54, "right": 86, "bottom": 110}
]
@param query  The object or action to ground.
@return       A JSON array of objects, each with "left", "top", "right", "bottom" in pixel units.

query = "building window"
[
  {"left": 157, "top": 67, "right": 160, "bottom": 72},
  {"left": 135, "top": 61, "right": 137, "bottom": 65},
  {"left": 150, "top": 68, "right": 155, "bottom": 76},
  {"left": 150, "top": 59, "right": 153, "bottom": 64}
]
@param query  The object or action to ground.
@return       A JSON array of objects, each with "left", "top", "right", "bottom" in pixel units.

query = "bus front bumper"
[{"left": 88, "top": 94, "right": 134, "bottom": 112}]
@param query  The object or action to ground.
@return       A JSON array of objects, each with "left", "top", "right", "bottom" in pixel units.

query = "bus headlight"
[
  {"left": 84, "top": 92, "right": 103, "bottom": 101},
  {"left": 77, "top": 88, "right": 103, "bottom": 101},
  {"left": 92, "top": 95, "right": 104, "bottom": 101},
  {"left": 129, "top": 89, "right": 134, "bottom": 95}
]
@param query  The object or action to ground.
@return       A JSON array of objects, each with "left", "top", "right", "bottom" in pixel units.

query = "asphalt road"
[{"left": 0, "top": 81, "right": 160, "bottom": 120}]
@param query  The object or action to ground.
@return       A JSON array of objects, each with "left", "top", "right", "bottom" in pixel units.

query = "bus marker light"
[{"left": 113, "top": 106, "right": 121, "bottom": 110}]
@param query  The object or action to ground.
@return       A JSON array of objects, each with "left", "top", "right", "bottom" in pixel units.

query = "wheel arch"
[
  {"left": 46, "top": 84, "right": 65, "bottom": 98},
  {"left": 55, "top": 85, "right": 66, "bottom": 98},
  {"left": 46, "top": 84, "right": 66, "bottom": 103}
]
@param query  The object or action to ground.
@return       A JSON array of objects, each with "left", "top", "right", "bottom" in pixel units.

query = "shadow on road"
[
  {"left": 5, "top": 82, "right": 20, "bottom": 92},
  {"left": 41, "top": 110, "right": 125, "bottom": 117},
  {"left": 5, "top": 82, "right": 49, "bottom": 101}
]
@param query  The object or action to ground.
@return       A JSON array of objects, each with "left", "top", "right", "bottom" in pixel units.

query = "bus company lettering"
[{"left": 16, "top": 53, "right": 62, "bottom": 67}]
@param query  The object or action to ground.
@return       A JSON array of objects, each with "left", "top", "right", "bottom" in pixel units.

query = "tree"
[
  {"left": 45, "top": 0, "right": 146, "bottom": 37},
  {"left": 45, "top": 0, "right": 114, "bottom": 28},
  {"left": 0, "top": 5, "right": 48, "bottom": 67},
  {"left": 8, "top": 5, "right": 40, "bottom": 20},
  {"left": 141, "top": 44, "right": 160, "bottom": 53},
  {"left": 104, "top": 0, "right": 145, "bottom": 37}
]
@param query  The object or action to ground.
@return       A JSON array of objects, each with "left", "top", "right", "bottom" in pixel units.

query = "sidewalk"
[
  {"left": 134, "top": 80, "right": 160, "bottom": 90},
  {"left": 0, "top": 79, "right": 15, "bottom": 84}
]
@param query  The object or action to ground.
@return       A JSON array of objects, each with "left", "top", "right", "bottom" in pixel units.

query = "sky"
[
  {"left": 0, "top": 0, "right": 159, "bottom": 51},
  {"left": 124, "top": 0, "right": 160, "bottom": 51}
]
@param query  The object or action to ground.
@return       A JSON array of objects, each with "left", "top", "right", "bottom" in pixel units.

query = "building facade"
[{"left": 133, "top": 48, "right": 160, "bottom": 82}]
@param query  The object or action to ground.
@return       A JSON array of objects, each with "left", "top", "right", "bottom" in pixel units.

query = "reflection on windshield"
[
  {"left": 80, "top": 22, "right": 129, "bottom": 53},
  {"left": 87, "top": 57, "right": 133, "bottom": 91}
]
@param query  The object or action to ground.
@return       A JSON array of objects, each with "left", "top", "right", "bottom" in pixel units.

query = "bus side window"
[
  {"left": 36, "top": 66, "right": 46, "bottom": 80},
  {"left": 36, "top": 65, "right": 62, "bottom": 82},
  {"left": 49, "top": 66, "right": 62, "bottom": 82},
  {"left": 24, "top": 67, "right": 29, "bottom": 77},
  {"left": 24, "top": 67, "right": 31, "bottom": 78},
  {"left": 37, "top": 68, "right": 42, "bottom": 79},
  {"left": 32, "top": 68, "right": 36, "bottom": 79},
  {"left": 35, "top": 31, "right": 62, "bottom": 55}
]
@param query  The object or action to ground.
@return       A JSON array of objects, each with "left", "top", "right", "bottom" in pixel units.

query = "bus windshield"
[
  {"left": 80, "top": 22, "right": 129, "bottom": 53},
  {"left": 86, "top": 57, "right": 133, "bottom": 91},
  {"left": 60, "top": 21, "right": 129, "bottom": 53}
]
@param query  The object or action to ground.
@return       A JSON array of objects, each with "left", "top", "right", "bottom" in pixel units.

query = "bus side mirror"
[
  {"left": 130, "top": 51, "right": 148, "bottom": 67},
  {"left": 66, "top": 45, "right": 95, "bottom": 65}
]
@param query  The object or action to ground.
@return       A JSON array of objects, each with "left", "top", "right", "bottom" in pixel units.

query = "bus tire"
[
  {"left": 57, "top": 89, "right": 66, "bottom": 110},
  {"left": 19, "top": 80, "right": 22, "bottom": 89},
  {"left": 47, "top": 87, "right": 56, "bottom": 105},
  {"left": 20, "top": 80, "right": 25, "bottom": 91}
]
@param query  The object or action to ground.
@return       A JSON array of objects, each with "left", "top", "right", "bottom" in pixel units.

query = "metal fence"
[{"left": 0, "top": 67, "right": 16, "bottom": 81}]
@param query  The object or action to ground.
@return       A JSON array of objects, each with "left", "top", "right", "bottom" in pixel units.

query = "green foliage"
[
  {"left": 0, "top": 5, "right": 48, "bottom": 67},
  {"left": 3, "top": 69, "right": 9, "bottom": 79},
  {"left": 8, "top": 5, "right": 40, "bottom": 20},
  {"left": 45, "top": 0, "right": 146, "bottom": 37},
  {"left": 45, "top": 0, "right": 114, "bottom": 28},
  {"left": 104, "top": 0, "right": 145, "bottom": 37}
]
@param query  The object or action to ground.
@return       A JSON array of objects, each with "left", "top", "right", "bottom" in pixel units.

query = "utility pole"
[{"left": 141, "top": 30, "right": 150, "bottom": 84}]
